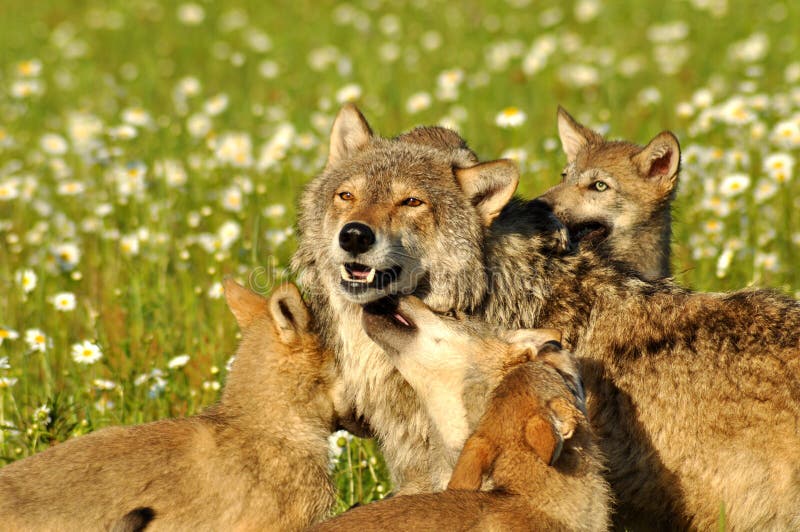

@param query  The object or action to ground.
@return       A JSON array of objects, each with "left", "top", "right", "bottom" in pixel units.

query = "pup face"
[
  {"left": 295, "top": 104, "right": 519, "bottom": 312},
  {"left": 539, "top": 106, "right": 680, "bottom": 245},
  {"left": 223, "top": 279, "right": 334, "bottom": 422},
  {"left": 361, "top": 295, "right": 562, "bottom": 392}
]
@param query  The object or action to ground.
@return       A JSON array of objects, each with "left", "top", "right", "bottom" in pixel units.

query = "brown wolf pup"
[
  {"left": 0, "top": 281, "right": 335, "bottom": 531},
  {"left": 293, "top": 104, "right": 566, "bottom": 493},
  {"left": 360, "top": 295, "right": 571, "bottom": 491},
  {"left": 313, "top": 305, "right": 609, "bottom": 532},
  {"left": 538, "top": 107, "right": 680, "bottom": 280},
  {"left": 294, "top": 104, "right": 800, "bottom": 529}
]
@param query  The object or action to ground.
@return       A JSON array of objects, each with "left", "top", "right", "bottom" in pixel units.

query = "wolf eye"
[
  {"left": 402, "top": 197, "right": 424, "bottom": 207},
  {"left": 590, "top": 181, "right": 608, "bottom": 192},
  {"left": 338, "top": 191, "right": 354, "bottom": 201},
  {"left": 439, "top": 309, "right": 459, "bottom": 319}
]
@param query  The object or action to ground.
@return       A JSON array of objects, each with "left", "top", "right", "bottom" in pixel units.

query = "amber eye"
[
  {"left": 402, "top": 197, "right": 424, "bottom": 207},
  {"left": 591, "top": 181, "right": 608, "bottom": 192},
  {"left": 338, "top": 191, "right": 354, "bottom": 201}
]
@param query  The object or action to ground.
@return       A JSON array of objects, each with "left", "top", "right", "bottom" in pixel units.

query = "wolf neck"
[
  {"left": 482, "top": 200, "right": 615, "bottom": 350},
  {"left": 613, "top": 208, "right": 672, "bottom": 280},
  {"left": 219, "top": 353, "right": 329, "bottom": 452},
  {"left": 308, "top": 275, "right": 433, "bottom": 491}
]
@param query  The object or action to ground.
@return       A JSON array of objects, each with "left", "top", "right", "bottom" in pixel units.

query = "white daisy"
[
  {"left": 495, "top": 107, "right": 527, "bottom": 128},
  {"left": 71, "top": 340, "right": 103, "bottom": 365},
  {"left": 167, "top": 354, "right": 191, "bottom": 369},
  {"left": 15, "top": 269, "right": 37, "bottom": 293},
  {"left": 0, "top": 328, "right": 19, "bottom": 346},
  {"left": 25, "top": 329, "right": 50, "bottom": 353},
  {"left": 335, "top": 83, "right": 362, "bottom": 104},
  {"left": 52, "top": 292, "right": 77, "bottom": 312},
  {"left": 40, "top": 133, "right": 69, "bottom": 155},
  {"left": 719, "top": 174, "right": 751, "bottom": 197}
]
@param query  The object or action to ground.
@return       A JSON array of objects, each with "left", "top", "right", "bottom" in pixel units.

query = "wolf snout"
[{"left": 339, "top": 222, "right": 376, "bottom": 255}]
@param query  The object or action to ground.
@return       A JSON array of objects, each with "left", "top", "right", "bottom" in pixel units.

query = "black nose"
[{"left": 339, "top": 222, "right": 376, "bottom": 255}]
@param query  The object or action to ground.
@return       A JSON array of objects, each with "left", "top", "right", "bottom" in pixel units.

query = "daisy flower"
[
  {"left": 719, "top": 174, "right": 751, "bottom": 197},
  {"left": 177, "top": 3, "right": 205, "bottom": 25},
  {"left": 0, "top": 377, "right": 18, "bottom": 389},
  {"left": 495, "top": 107, "right": 527, "bottom": 128},
  {"left": 16, "top": 59, "right": 42, "bottom": 77},
  {"left": 93, "top": 379, "right": 116, "bottom": 391},
  {"left": 167, "top": 354, "right": 191, "bottom": 369},
  {"left": 406, "top": 92, "right": 432, "bottom": 114},
  {"left": 40, "top": 133, "right": 69, "bottom": 155},
  {"left": 52, "top": 292, "right": 77, "bottom": 312},
  {"left": 71, "top": 340, "right": 103, "bottom": 364},
  {"left": 0, "top": 180, "right": 19, "bottom": 201},
  {"left": 25, "top": 329, "right": 50, "bottom": 353},
  {"left": 15, "top": 269, "right": 37, "bottom": 293},
  {"left": 0, "top": 328, "right": 19, "bottom": 346},
  {"left": 208, "top": 282, "right": 224, "bottom": 299},
  {"left": 335, "top": 83, "right": 362, "bottom": 104},
  {"left": 204, "top": 93, "right": 229, "bottom": 116}
]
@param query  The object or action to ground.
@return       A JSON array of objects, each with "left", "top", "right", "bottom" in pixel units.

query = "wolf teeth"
[{"left": 340, "top": 265, "right": 378, "bottom": 284}]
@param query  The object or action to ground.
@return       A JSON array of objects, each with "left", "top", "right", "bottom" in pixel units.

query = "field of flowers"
[{"left": 1, "top": 0, "right": 799, "bottom": 511}]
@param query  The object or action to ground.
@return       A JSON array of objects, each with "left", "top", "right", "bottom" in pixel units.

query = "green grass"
[{"left": 0, "top": 0, "right": 798, "bottom": 511}]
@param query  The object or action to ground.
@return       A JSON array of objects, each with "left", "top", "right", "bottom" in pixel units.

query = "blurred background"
[{"left": 1, "top": 0, "right": 798, "bottom": 509}]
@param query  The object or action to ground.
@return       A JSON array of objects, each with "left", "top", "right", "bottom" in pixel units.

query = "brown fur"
[
  {"left": 294, "top": 105, "right": 800, "bottom": 528},
  {"left": 484, "top": 201, "right": 800, "bottom": 529},
  {"left": 293, "top": 104, "right": 567, "bottom": 493},
  {"left": 539, "top": 107, "right": 680, "bottom": 280},
  {"left": 313, "top": 356, "right": 609, "bottom": 532},
  {"left": 0, "top": 281, "right": 336, "bottom": 531},
  {"left": 360, "top": 295, "right": 570, "bottom": 490}
]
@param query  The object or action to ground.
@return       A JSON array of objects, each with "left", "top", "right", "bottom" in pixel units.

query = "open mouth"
[
  {"left": 362, "top": 297, "right": 416, "bottom": 330},
  {"left": 340, "top": 263, "right": 402, "bottom": 293},
  {"left": 568, "top": 222, "right": 609, "bottom": 244}
]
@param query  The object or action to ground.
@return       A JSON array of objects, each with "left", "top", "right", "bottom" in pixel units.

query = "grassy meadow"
[{"left": 1, "top": 0, "right": 799, "bottom": 511}]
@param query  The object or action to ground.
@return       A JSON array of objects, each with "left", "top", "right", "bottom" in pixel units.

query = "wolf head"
[
  {"left": 294, "top": 104, "right": 519, "bottom": 311},
  {"left": 222, "top": 279, "right": 335, "bottom": 428},
  {"left": 539, "top": 107, "right": 680, "bottom": 278}
]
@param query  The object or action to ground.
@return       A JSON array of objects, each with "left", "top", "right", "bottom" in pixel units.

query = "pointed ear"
[
  {"left": 327, "top": 104, "right": 373, "bottom": 169},
  {"left": 224, "top": 278, "right": 270, "bottom": 329},
  {"left": 503, "top": 328, "right": 562, "bottom": 352},
  {"left": 632, "top": 131, "right": 681, "bottom": 191},
  {"left": 557, "top": 106, "right": 602, "bottom": 163},
  {"left": 549, "top": 397, "right": 581, "bottom": 441},
  {"left": 455, "top": 159, "right": 519, "bottom": 225},
  {"left": 524, "top": 414, "right": 563, "bottom": 466},
  {"left": 447, "top": 435, "right": 498, "bottom": 491},
  {"left": 268, "top": 284, "right": 312, "bottom": 341}
]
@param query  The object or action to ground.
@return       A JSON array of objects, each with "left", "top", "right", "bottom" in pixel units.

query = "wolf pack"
[{"left": 1, "top": 104, "right": 798, "bottom": 531}]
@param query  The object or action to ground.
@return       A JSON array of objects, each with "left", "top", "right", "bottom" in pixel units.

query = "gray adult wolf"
[{"left": 293, "top": 104, "right": 800, "bottom": 529}]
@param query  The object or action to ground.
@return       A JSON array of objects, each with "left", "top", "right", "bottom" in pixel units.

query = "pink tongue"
[
  {"left": 393, "top": 313, "right": 411, "bottom": 327},
  {"left": 351, "top": 268, "right": 370, "bottom": 279}
]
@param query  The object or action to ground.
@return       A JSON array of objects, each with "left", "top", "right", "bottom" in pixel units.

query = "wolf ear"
[
  {"left": 557, "top": 106, "right": 603, "bottom": 163},
  {"left": 633, "top": 131, "right": 681, "bottom": 191},
  {"left": 524, "top": 413, "right": 564, "bottom": 466},
  {"left": 268, "top": 284, "right": 312, "bottom": 341},
  {"left": 503, "top": 328, "right": 563, "bottom": 365},
  {"left": 327, "top": 104, "right": 373, "bottom": 169},
  {"left": 447, "top": 435, "right": 498, "bottom": 491},
  {"left": 455, "top": 159, "right": 519, "bottom": 225},
  {"left": 224, "top": 278, "right": 270, "bottom": 329}
]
